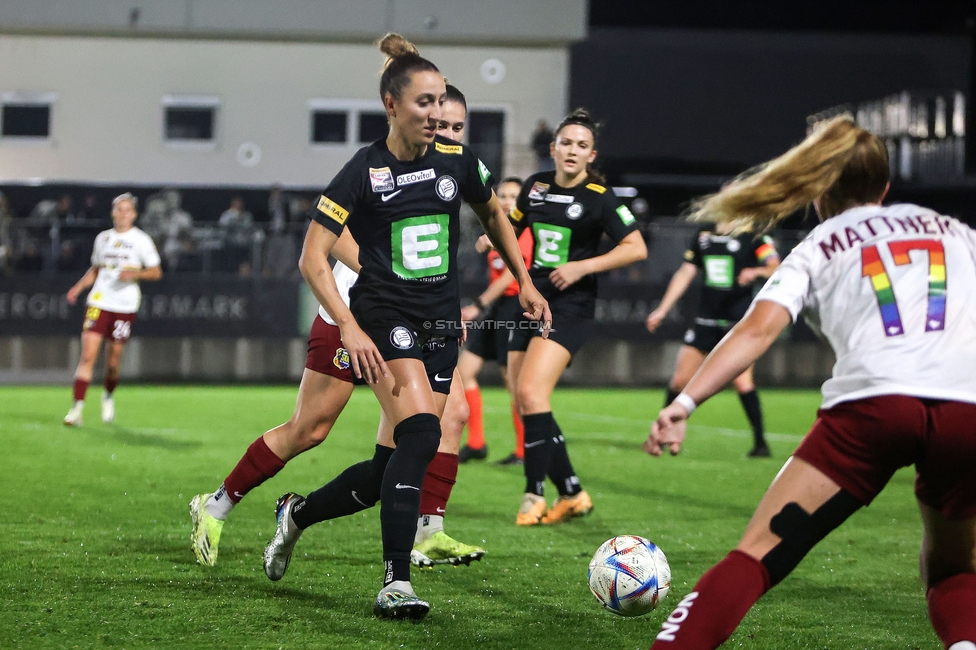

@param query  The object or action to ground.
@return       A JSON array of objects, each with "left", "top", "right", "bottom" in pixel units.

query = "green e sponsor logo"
[
  {"left": 478, "top": 159, "right": 490, "bottom": 185},
  {"left": 532, "top": 223, "right": 572, "bottom": 268},
  {"left": 616, "top": 204, "right": 635, "bottom": 225},
  {"left": 392, "top": 214, "right": 450, "bottom": 279},
  {"left": 703, "top": 255, "right": 734, "bottom": 288}
]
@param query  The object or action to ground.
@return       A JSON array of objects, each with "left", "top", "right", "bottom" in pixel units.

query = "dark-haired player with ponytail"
[
  {"left": 504, "top": 109, "right": 648, "bottom": 526},
  {"left": 260, "top": 34, "right": 548, "bottom": 620},
  {"left": 646, "top": 221, "right": 779, "bottom": 457}
]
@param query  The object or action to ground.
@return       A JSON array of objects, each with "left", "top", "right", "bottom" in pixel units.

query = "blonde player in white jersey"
[
  {"left": 64, "top": 193, "right": 161, "bottom": 426},
  {"left": 644, "top": 116, "right": 976, "bottom": 650}
]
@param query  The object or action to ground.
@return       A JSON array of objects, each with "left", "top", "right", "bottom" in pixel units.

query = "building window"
[
  {"left": 358, "top": 111, "right": 388, "bottom": 143},
  {"left": 311, "top": 110, "right": 348, "bottom": 143},
  {"left": 1, "top": 104, "right": 50, "bottom": 137},
  {"left": 307, "top": 99, "right": 385, "bottom": 146},
  {"left": 162, "top": 95, "right": 219, "bottom": 143}
]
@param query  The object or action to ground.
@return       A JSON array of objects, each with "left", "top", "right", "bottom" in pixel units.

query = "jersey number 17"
[{"left": 861, "top": 238, "right": 946, "bottom": 337}]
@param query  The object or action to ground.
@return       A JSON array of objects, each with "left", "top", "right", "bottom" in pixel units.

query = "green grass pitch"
[{"left": 1, "top": 385, "right": 936, "bottom": 649}]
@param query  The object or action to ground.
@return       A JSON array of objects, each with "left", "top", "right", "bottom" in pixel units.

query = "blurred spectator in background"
[
  {"left": 531, "top": 120, "right": 555, "bottom": 172},
  {"left": 0, "top": 192, "right": 13, "bottom": 274},
  {"left": 56, "top": 240, "right": 85, "bottom": 272},
  {"left": 219, "top": 196, "right": 254, "bottom": 272},
  {"left": 15, "top": 240, "right": 43, "bottom": 272},
  {"left": 264, "top": 184, "right": 297, "bottom": 278},
  {"left": 76, "top": 192, "right": 102, "bottom": 222},
  {"left": 141, "top": 188, "right": 195, "bottom": 270}
]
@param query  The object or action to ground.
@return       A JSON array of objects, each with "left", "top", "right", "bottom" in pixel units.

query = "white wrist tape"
[{"left": 674, "top": 392, "right": 697, "bottom": 416}]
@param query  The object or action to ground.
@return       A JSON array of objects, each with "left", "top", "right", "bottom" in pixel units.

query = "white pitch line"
[{"left": 484, "top": 404, "right": 804, "bottom": 442}]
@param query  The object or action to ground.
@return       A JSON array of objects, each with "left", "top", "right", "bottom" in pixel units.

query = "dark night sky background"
[{"left": 575, "top": 1, "right": 975, "bottom": 170}]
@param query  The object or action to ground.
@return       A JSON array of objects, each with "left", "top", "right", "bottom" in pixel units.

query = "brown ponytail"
[
  {"left": 377, "top": 33, "right": 440, "bottom": 102},
  {"left": 688, "top": 116, "right": 889, "bottom": 232}
]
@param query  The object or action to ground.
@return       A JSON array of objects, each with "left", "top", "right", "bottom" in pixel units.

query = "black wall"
[{"left": 572, "top": 27, "right": 970, "bottom": 170}]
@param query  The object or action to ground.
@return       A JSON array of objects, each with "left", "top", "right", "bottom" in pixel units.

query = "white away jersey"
[
  {"left": 88, "top": 227, "right": 161, "bottom": 313},
  {"left": 756, "top": 203, "right": 976, "bottom": 409},
  {"left": 318, "top": 261, "right": 358, "bottom": 326}
]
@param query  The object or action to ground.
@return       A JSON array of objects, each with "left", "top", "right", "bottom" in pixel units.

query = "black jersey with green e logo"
[
  {"left": 510, "top": 171, "right": 638, "bottom": 317},
  {"left": 685, "top": 224, "right": 778, "bottom": 324},
  {"left": 312, "top": 135, "right": 493, "bottom": 336}
]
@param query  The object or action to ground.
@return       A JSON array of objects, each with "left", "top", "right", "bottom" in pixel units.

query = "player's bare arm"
[
  {"left": 300, "top": 223, "right": 387, "bottom": 383},
  {"left": 647, "top": 262, "right": 698, "bottom": 332},
  {"left": 647, "top": 300, "right": 791, "bottom": 456},
  {"left": 118, "top": 266, "right": 162, "bottom": 282},
  {"left": 66, "top": 266, "right": 99, "bottom": 305},
  {"left": 549, "top": 229, "right": 647, "bottom": 291},
  {"left": 470, "top": 195, "right": 550, "bottom": 330}
]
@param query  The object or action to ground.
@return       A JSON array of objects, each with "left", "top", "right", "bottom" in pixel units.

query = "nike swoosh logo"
[
  {"left": 351, "top": 490, "right": 368, "bottom": 507},
  {"left": 381, "top": 190, "right": 402, "bottom": 202},
  {"left": 436, "top": 507, "right": 445, "bottom": 513},
  {"left": 433, "top": 372, "right": 451, "bottom": 381},
  {"left": 524, "top": 439, "right": 546, "bottom": 448},
  {"left": 233, "top": 491, "right": 244, "bottom": 499},
  {"left": 395, "top": 483, "right": 419, "bottom": 490},
  {"left": 529, "top": 200, "right": 545, "bottom": 206}
]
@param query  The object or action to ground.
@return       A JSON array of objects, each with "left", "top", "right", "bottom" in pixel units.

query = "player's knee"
[
  {"left": 304, "top": 422, "right": 332, "bottom": 447},
  {"left": 517, "top": 382, "right": 544, "bottom": 414},
  {"left": 760, "top": 491, "right": 861, "bottom": 586},
  {"left": 393, "top": 412, "right": 440, "bottom": 463}
]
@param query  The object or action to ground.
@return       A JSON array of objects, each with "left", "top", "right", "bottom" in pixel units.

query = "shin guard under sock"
[
  {"left": 927, "top": 573, "right": 976, "bottom": 648},
  {"left": 290, "top": 444, "right": 394, "bottom": 529},
  {"left": 738, "top": 389, "right": 766, "bottom": 446},
  {"left": 546, "top": 420, "right": 581, "bottom": 497},
  {"left": 464, "top": 388, "right": 485, "bottom": 449},
  {"left": 419, "top": 451, "right": 457, "bottom": 517},
  {"left": 651, "top": 550, "right": 770, "bottom": 650},
  {"left": 522, "top": 412, "right": 554, "bottom": 496},
  {"left": 380, "top": 413, "right": 440, "bottom": 584}
]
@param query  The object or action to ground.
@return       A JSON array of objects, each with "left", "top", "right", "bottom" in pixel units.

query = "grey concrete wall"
[
  {"left": 0, "top": 0, "right": 587, "bottom": 44},
  {"left": 0, "top": 335, "right": 836, "bottom": 388}
]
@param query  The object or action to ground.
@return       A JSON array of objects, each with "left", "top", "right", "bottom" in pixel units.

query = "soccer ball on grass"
[{"left": 588, "top": 535, "right": 671, "bottom": 617}]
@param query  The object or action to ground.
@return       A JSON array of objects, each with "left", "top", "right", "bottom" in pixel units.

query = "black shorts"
[
  {"left": 465, "top": 295, "right": 521, "bottom": 363},
  {"left": 358, "top": 316, "right": 459, "bottom": 395},
  {"left": 508, "top": 306, "right": 593, "bottom": 358},
  {"left": 683, "top": 322, "right": 732, "bottom": 354}
]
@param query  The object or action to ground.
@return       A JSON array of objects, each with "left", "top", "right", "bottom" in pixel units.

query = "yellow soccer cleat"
[
  {"left": 189, "top": 494, "right": 224, "bottom": 566},
  {"left": 411, "top": 531, "right": 486, "bottom": 567},
  {"left": 515, "top": 493, "right": 547, "bottom": 526},
  {"left": 541, "top": 490, "right": 593, "bottom": 525}
]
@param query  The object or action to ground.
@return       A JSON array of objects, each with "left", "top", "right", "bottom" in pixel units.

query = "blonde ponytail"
[
  {"left": 377, "top": 33, "right": 419, "bottom": 63},
  {"left": 689, "top": 116, "right": 889, "bottom": 232}
]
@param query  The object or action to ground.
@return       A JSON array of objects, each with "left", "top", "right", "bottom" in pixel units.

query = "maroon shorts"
[
  {"left": 305, "top": 314, "right": 353, "bottom": 383},
  {"left": 794, "top": 395, "right": 976, "bottom": 520},
  {"left": 83, "top": 306, "right": 136, "bottom": 343}
]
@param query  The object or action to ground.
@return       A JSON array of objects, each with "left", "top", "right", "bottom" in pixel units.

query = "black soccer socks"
[
  {"left": 291, "top": 444, "right": 394, "bottom": 529},
  {"left": 522, "top": 412, "right": 554, "bottom": 496}
]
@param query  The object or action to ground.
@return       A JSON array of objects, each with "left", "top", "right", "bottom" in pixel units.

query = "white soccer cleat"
[
  {"left": 64, "top": 402, "right": 84, "bottom": 427},
  {"left": 263, "top": 492, "right": 304, "bottom": 581},
  {"left": 101, "top": 393, "right": 115, "bottom": 424}
]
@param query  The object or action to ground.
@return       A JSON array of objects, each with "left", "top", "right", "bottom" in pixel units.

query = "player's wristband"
[
  {"left": 674, "top": 392, "right": 697, "bottom": 416},
  {"left": 473, "top": 297, "right": 486, "bottom": 311}
]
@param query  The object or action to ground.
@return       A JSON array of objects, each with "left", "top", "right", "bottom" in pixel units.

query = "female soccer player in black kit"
[
  {"left": 646, "top": 223, "right": 780, "bottom": 456},
  {"left": 506, "top": 109, "right": 648, "bottom": 526},
  {"left": 261, "top": 34, "right": 548, "bottom": 620}
]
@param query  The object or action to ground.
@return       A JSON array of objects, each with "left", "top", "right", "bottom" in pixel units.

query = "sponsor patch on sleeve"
[
  {"left": 527, "top": 181, "right": 549, "bottom": 201},
  {"left": 586, "top": 182, "right": 607, "bottom": 194},
  {"left": 435, "top": 142, "right": 463, "bottom": 155},
  {"left": 616, "top": 204, "right": 636, "bottom": 226},
  {"left": 478, "top": 159, "right": 490, "bottom": 185},
  {"left": 317, "top": 195, "right": 349, "bottom": 225},
  {"left": 511, "top": 207, "right": 524, "bottom": 222},
  {"left": 683, "top": 249, "right": 695, "bottom": 261}
]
